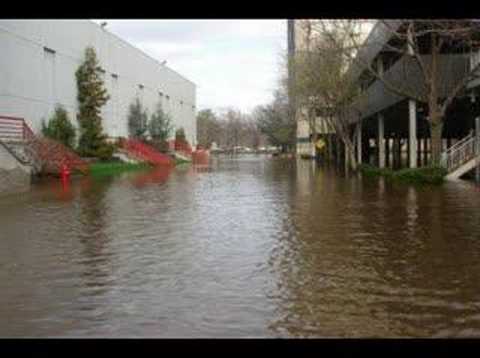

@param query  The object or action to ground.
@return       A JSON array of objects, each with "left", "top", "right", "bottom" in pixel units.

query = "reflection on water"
[{"left": 0, "top": 155, "right": 480, "bottom": 337}]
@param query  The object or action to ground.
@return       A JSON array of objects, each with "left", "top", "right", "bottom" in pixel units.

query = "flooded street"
[{"left": 1, "top": 155, "right": 480, "bottom": 337}]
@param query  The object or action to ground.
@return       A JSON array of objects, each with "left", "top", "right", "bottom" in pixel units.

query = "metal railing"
[
  {"left": 441, "top": 133, "right": 479, "bottom": 173},
  {"left": 0, "top": 116, "right": 88, "bottom": 174},
  {"left": 0, "top": 116, "right": 29, "bottom": 142},
  {"left": 120, "top": 139, "right": 173, "bottom": 166},
  {"left": 171, "top": 139, "right": 193, "bottom": 159}
]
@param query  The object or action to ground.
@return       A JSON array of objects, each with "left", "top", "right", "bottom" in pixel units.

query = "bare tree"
[
  {"left": 290, "top": 20, "right": 366, "bottom": 169},
  {"left": 254, "top": 88, "right": 296, "bottom": 152},
  {"left": 197, "top": 109, "right": 222, "bottom": 148}
]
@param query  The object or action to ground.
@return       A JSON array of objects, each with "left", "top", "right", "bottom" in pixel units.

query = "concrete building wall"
[
  {"left": 0, "top": 20, "right": 197, "bottom": 145},
  {"left": 0, "top": 143, "right": 30, "bottom": 197}
]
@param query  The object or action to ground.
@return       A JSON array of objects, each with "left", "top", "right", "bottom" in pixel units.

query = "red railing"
[
  {"left": 33, "top": 138, "right": 89, "bottom": 175},
  {"left": 0, "top": 115, "right": 89, "bottom": 175},
  {"left": 168, "top": 139, "right": 193, "bottom": 159},
  {"left": 120, "top": 138, "right": 173, "bottom": 166}
]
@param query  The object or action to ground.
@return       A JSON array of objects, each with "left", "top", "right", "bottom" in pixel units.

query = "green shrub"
[
  {"left": 128, "top": 98, "right": 148, "bottom": 140},
  {"left": 41, "top": 105, "right": 76, "bottom": 148},
  {"left": 359, "top": 164, "right": 447, "bottom": 185},
  {"left": 175, "top": 127, "right": 187, "bottom": 144},
  {"left": 147, "top": 139, "right": 170, "bottom": 153},
  {"left": 149, "top": 102, "right": 173, "bottom": 143},
  {"left": 394, "top": 166, "right": 447, "bottom": 184},
  {"left": 93, "top": 142, "right": 116, "bottom": 161}
]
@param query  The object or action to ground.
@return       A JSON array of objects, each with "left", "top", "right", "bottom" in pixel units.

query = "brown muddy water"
[{"left": 1, "top": 155, "right": 480, "bottom": 337}]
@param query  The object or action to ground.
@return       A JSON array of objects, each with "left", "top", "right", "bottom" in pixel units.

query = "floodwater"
[{"left": 1, "top": 155, "right": 480, "bottom": 338}]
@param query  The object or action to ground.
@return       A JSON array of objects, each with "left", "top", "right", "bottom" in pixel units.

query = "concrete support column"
[
  {"left": 345, "top": 141, "right": 349, "bottom": 171},
  {"left": 393, "top": 137, "right": 400, "bottom": 169},
  {"left": 417, "top": 137, "right": 422, "bottom": 167},
  {"left": 378, "top": 114, "right": 385, "bottom": 168},
  {"left": 409, "top": 99, "right": 417, "bottom": 168},
  {"left": 423, "top": 138, "right": 428, "bottom": 165},
  {"left": 328, "top": 135, "right": 333, "bottom": 163},
  {"left": 336, "top": 136, "right": 342, "bottom": 167},
  {"left": 476, "top": 117, "right": 480, "bottom": 184},
  {"left": 406, "top": 26, "right": 418, "bottom": 168},
  {"left": 356, "top": 123, "right": 362, "bottom": 165},
  {"left": 385, "top": 137, "right": 390, "bottom": 168}
]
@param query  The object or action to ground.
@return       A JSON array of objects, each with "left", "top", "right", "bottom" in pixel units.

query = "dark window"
[
  {"left": 139, "top": 84, "right": 144, "bottom": 89},
  {"left": 159, "top": 91, "right": 163, "bottom": 96},
  {"left": 111, "top": 73, "right": 118, "bottom": 78},
  {"left": 43, "top": 46, "right": 55, "bottom": 54}
]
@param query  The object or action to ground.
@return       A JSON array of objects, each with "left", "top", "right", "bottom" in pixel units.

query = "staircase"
[
  {"left": 0, "top": 116, "right": 88, "bottom": 175},
  {"left": 440, "top": 133, "right": 480, "bottom": 180},
  {"left": 169, "top": 139, "right": 193, "bottom": 162},
  {"left": 119, "top": 138, "right": 173, "bottom": 166}
]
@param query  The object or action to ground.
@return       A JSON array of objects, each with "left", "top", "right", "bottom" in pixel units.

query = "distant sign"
[{"left": 316, "top": 139, "right": 326, "bottom": 151}]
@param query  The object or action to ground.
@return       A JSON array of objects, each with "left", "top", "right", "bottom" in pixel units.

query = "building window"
[
  {"left": 43, "top": 46, "right": 55, "bottom": 54},
  {"left": 139, "top": 84, "right": 144, "bottom": 90},
  {"left": 166, "top": 95, "right": 170, "bottom": 100},
  {"left": 159, "top": 91, "right": 163, "bottom": 97},
  {"left": 111, "top": 73, "right": 118, "bottom": 79}
]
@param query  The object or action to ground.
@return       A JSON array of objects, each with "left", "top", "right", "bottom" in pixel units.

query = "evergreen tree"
[
  {"left": 75, "top": 47, "right": 112, "bottom": 159},
  {"left": 41, "top": 105, "right": 76, "bottom": 149},
  {"left": 148, "top": 102, "right": 173, "bottom": 142},
  {"left": 175, "top": 127, "right": 187, "bottom": 144},
  {"left": 127, "top": 98, "right": 148, "bottom": 140}
]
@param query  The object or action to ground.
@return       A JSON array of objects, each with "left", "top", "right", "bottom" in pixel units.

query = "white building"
[
  {"left": 288, "top": 19, "right": 373, "bottom": 157},
  {"left": 0, "top": 20, "right": 197, "bottom": 145}
]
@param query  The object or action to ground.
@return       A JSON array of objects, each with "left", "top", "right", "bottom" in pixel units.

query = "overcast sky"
[{"left": 93, "top": 20, "right": 287, "bottom": 114}]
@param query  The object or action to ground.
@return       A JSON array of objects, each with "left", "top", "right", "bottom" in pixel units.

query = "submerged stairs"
[{"left": 441, "top": 133, "right": 480, "bottom": 180}]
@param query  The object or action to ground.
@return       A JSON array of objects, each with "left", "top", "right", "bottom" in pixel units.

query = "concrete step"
[
  {"left": 446, "top": 156, "right": 480, "bottom": 180},
  {"left": 174, "top": 152, "right": 192, "bottom": 162},
  {"left": 113, "top": 151, "right": 142, "bottom": 164}
]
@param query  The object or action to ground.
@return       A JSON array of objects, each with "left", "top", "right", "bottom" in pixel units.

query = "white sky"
[{"left": 93, "top": 20, "right": 287, "bottom": 114}]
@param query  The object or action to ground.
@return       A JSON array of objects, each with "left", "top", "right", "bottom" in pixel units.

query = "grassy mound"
[
  {"left": 359, "top": 164, "right": 447, "bottom": 185},
  {"left": 89, "top": 162, "right": 151, "bottom": 176}
]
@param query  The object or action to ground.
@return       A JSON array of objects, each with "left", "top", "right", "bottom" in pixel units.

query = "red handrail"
[
  {"left": 121, "top": 138, "right": 173, "bottom": 166},
  {"left": 168, "top": 139, "right": 193, "bottom": 159}
]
